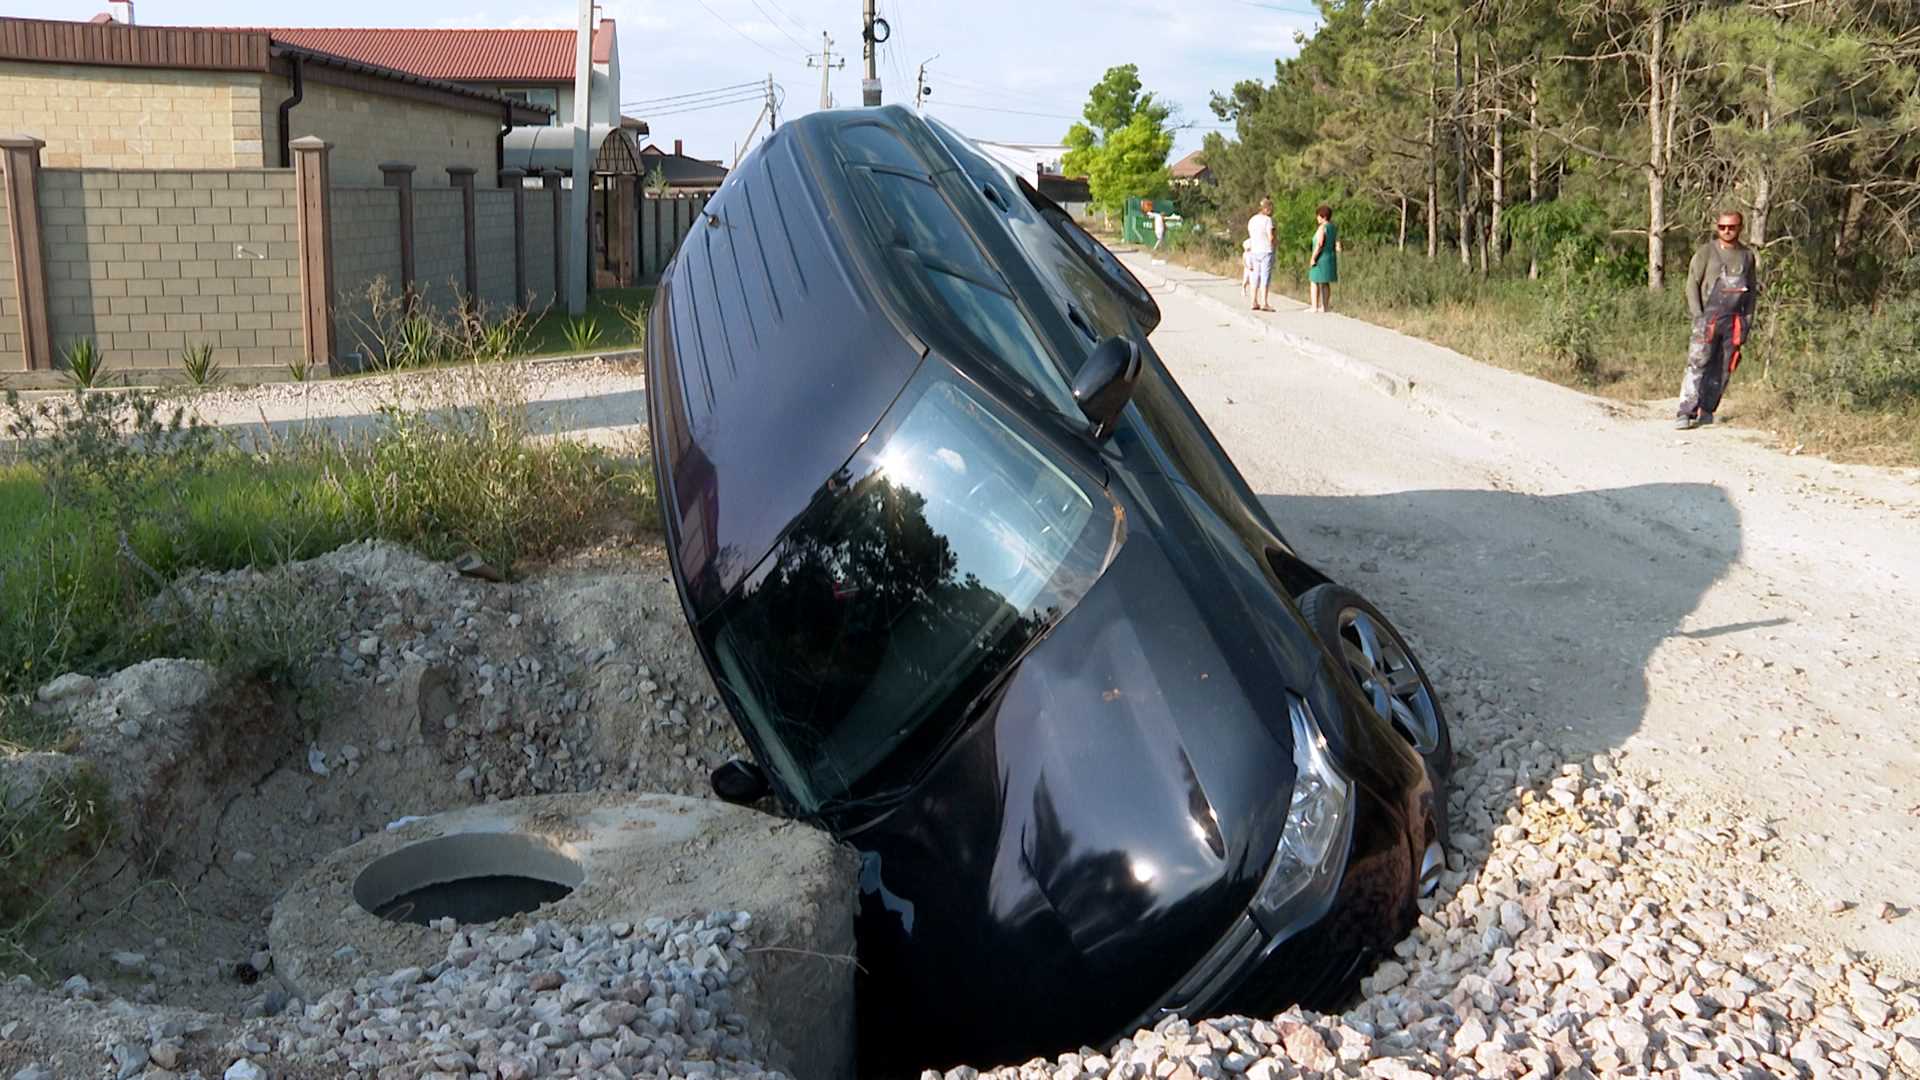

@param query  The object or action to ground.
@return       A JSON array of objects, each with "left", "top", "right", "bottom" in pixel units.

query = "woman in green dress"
[{"left": 1308, "top": 204, "right": 1340, "bottom": 313}]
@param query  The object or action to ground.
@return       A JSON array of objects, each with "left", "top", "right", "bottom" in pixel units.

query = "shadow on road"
[{"left": 1260, "top": 482, "right": 1742, "bottom": 755}]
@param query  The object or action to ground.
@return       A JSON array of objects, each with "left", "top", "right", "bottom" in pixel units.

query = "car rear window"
[{"left": 835, "top": 128, "right": 1083, "bottom": 424}]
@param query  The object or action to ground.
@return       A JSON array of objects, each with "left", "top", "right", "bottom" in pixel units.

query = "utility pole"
[
  {"left": 734, "top": 77, "right": 780, "bottom": 167},
  {"left": 808, "top": 33, "right": 844, "bottom": 110},
  {"left": 565, "top": 0, "right": 593, "bottom": 315},
  {"left": 767, "top": 73, "right": 779, "bottom": 129},
  {"left": 861, "top": 0, "right": 881, "bottom": 106},
  {"left": 914, "top": 54, "right": 937, "bottom": 113}
]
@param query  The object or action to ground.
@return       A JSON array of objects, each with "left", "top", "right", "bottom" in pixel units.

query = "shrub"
[
  {"left": 59, "top": 340, "right": 105, "bottom": 391},
  {"left": 562, "top": 316, "right": 605, "bottom": 354},
  {"left": 181, "top": 342, "right": 223, "bottom": 387}
]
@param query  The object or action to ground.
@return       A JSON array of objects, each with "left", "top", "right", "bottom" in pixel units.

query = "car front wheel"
[{"left": 1298, "top": 583, "right": 1452, "bottom": 777}]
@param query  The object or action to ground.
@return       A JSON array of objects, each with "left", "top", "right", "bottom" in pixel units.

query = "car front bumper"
[{"left": 1124, "top": 773, "right": 1424, "bottom": 1033}]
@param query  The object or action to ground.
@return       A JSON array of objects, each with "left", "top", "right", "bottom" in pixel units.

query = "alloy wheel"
[{"left": 1335, "top": 608, "right": 1442, "bottom": 756}]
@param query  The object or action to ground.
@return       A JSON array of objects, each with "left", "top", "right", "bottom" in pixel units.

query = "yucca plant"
[
  {"left": 393, "top": 313, "right": 441, "bottom": 369},
  {"left": 180, "top": 342, "right": 223, "bottom": 387},
  {"left": 286, "top": 356, "right": 311, "bottom": 383},
  {"left": 59, "top": 340, "right": 104, "bottom": 390},
  {"left": 561, "top": 316, "right": 604, "bottom": 354}
]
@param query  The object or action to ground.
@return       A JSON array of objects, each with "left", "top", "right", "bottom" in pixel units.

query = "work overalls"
[{"left": 1677, "top": 258, "right": 1753, "bottom": 421}]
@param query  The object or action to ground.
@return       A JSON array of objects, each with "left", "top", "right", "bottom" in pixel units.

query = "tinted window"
[
  {"left": 861, "top": 170, "right": 992, "bottom": 279},
  {"left": 848, "top": 166, "right": 1082, "bottom": 421},
  {"left": 838, "top": 122, "right": 926, "bottom": 171},
  {"left": 921, "top": 266, "right": 1083, "bottom": 419},
  {"left": 710, "top": 375, "right": 1119, "bottom": 813}
]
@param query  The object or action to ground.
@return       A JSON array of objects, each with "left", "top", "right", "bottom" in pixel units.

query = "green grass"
[
  {"left": 523, "top": 287, "right": 653, "bottom": 358},
  {"left": 0, "top": 382, "right": 660, "bottom": 742}
]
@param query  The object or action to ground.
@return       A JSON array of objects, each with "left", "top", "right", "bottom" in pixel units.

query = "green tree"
[{"left": 1063, "top": 65, "right": 1176, "bottom": 215}]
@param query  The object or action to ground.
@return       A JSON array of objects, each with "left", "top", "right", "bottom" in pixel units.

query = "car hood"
[{"left": 847, "top": 523, "right": 1326, "bottom": 1063}]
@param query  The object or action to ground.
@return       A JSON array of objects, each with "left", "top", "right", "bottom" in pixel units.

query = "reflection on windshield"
[{"left": 712, "top": 377, "right": 1114, "bottom": 813}]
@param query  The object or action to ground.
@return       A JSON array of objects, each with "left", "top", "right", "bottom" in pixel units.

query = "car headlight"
[{"left": 1251, "top": 694, "right": 1354, "bottom": 926}]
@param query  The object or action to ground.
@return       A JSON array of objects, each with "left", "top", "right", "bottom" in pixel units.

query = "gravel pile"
[{"left": 208, "top": 913, "right": 780, "bottom": 1080}]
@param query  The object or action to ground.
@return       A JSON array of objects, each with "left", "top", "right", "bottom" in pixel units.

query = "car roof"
[{"left": 652, "top": 109, "right": 936, "bottom": 616}]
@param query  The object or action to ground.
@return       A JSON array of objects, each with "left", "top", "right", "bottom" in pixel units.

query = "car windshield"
[{"left": 708, "top": 373, "right": 1121, "bottom": 814}]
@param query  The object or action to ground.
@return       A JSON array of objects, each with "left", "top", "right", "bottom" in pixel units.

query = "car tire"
[{"left": 1297, "top": 583, "right": 1454, "bottom": 781}]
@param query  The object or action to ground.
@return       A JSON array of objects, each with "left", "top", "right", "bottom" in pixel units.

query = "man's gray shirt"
[{"left": 1687, "top": 241, "right": 1760, "bottom": 320}]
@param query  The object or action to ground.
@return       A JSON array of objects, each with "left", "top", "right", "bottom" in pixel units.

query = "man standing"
[
  {"left": 1676, "top": 210, "right": 1761, "bottom": 430},
  {"left": 1247, "top": 197, "right": 1276, "bottom": 312}
]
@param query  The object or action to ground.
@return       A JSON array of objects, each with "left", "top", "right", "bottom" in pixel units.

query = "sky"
[{"left": 23, "top": 0, "right": 1322, "bottom": 165}]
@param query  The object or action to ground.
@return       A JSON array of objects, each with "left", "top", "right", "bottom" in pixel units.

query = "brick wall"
[
  {"left": 410, "top": 188, "right": 465, "bottom": 315},
  {"left": 524, "top": 193, "right": 556, "bottom": 312},
  {"left": 0, "top": 62, "right": 267, "bottom": 170},
  {"left": 330, "top": 186, "right": 403, "bottom": 362},
  {"left": 476, "top": 189, "right": 516, "bottom": 311},
  {"left": 0, "top": 177, "right": 17, "bottom": 368},
  {"left": 287, "top": 81, "right": 501, "bottom": 188},
  {"left": 38, "top": 169, "right": 301, "bottom": 371}
]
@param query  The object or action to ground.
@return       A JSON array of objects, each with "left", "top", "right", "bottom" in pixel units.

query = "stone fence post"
[
  {"left": 291, "top": 136, "right": 335, "bottom": 373},
  {"left": 447, "top": 166, "right": 478, "bottom": 311},
  {"left": 0, "top": 135, "right": 51, "bottom": 371},
  {"left": 500, "top": 169, "right": 527, "bottom": 310},
  {"left": 542, "top": 170, "right": 564, "bottom": 308},
  {"left": 380, "top": 162, "right": 416, "bottom": 309}
]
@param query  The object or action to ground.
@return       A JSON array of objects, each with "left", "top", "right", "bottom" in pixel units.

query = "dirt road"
[{"left": 1125, "top": 253, "right": 1920, "bottom": 979}]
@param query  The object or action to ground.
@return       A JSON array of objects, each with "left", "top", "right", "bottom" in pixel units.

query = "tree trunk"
[
  {"left": 1492, "top": 86, "right": 1506, "bottom": 265},
  {"left": 1837, "top": 185, "right": 1866, "bottom": 258},
  {"left": 1454, "top": 31, "right": 1471, "bottom": 268},
  {"left": 1428, "top": 31, "right": 1441, "bottom": 261},
  {"left": 1398, "top": 195, "right": 1409, "bottom": 251},
  {"left": 1528, "top": 70, "right": 1540, "bottom": 279},
  {"left": 1751, "top": 59, "right": 1775, "bottom": 246},
  {"left": 1645, "top": 4, "right": 1667, "bottom": 291},
  {"left": 1472, "top": 47, "right": 1486, "bottom": 274}
]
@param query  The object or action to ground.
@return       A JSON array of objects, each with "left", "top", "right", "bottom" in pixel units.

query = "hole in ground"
[{"left": 354, "top": 832, "right": 585, "bottom": 928}]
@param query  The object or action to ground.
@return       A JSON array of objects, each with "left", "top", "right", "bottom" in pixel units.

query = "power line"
[
  {"left": 930, "top": 100, "right": 1084, "bottom": 122},
  {"left": 746, "top": 0, "right": 813, "bottom": 53},
  {"left": 689, "top": 0, "right": 809, "bottom": 66},
  {"left": 755, "top": 0, "right": 812, "bottom": 36},
  {"left": 643, "top": 92, "right": 774, "bottom": 119},
  {"left": 623, "top": 80, "right": 765, "bottom": 108}
]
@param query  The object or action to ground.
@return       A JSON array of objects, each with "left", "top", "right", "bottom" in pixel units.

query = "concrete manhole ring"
[
  {"left": 267, "top": 791, "right": 861, "bottom": 1080},
  {"left": 352, "top": 831, "right": 587, "bottom": 927}
]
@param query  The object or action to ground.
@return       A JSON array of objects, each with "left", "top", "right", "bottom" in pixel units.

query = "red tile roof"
[
  {"left": 1170, "top": 150, "right": 1209, "bottom": 179},
  {"left": 262, "top": 21, "right": 613, "bottom": 82}
]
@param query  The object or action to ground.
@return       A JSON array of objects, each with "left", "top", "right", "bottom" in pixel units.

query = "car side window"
[
  {"left": 861, "top": 170, "right": 993, "bottom": 280},
  {"left": 918, "top": 266, "right": 1083, "bottom": 420}
]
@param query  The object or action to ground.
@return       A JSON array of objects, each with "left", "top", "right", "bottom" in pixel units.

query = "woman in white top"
[{"left": 1246, "top": 197, "right": 1276, "bottom": 312}]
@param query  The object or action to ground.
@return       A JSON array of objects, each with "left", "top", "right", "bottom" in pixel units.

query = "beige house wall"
[
  {"left": 0, "top": 61, "right": 267, "bottom": 170},
  {"left": 285, "top": 81, "right": 500, "bottom": 188},
  {"left": 38, "top": 168, "right": 302, "bottom": 371}
]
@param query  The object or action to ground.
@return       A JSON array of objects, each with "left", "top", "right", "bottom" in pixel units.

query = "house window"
[{"left": 502, "top": 88, "right": 560, "bottom": 125}]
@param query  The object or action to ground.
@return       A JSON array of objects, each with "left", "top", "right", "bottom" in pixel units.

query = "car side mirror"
[
  {"left": 710, "top": 759, "right": 771, "bottom": 805},
  {"left": 1072, "top": 336, "right": 1143, "bottom": 441}
]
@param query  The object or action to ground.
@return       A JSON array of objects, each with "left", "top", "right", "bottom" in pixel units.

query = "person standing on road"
[
  {"left": 1676, "top": 210, "right": 1761, "bottom": 430},
  {"left": 1307, "top": 204, "right": 1340, "bottom": 313},
  {"left": 1247, "top": 198, "right": 1276, "bottom": 312}
]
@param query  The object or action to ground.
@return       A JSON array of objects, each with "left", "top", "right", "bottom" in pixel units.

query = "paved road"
[{"left": 1125, "top": 252, "right": 1920, "bottom": 977}]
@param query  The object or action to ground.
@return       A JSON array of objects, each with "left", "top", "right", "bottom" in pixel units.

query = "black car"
[{"left": 645, "top": 106, "right": 1453, "bottom": 1072}]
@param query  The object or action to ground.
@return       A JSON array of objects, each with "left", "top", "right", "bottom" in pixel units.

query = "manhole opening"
[{"left": 353, "top": 832, "right": 585, "bottom": 928}]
